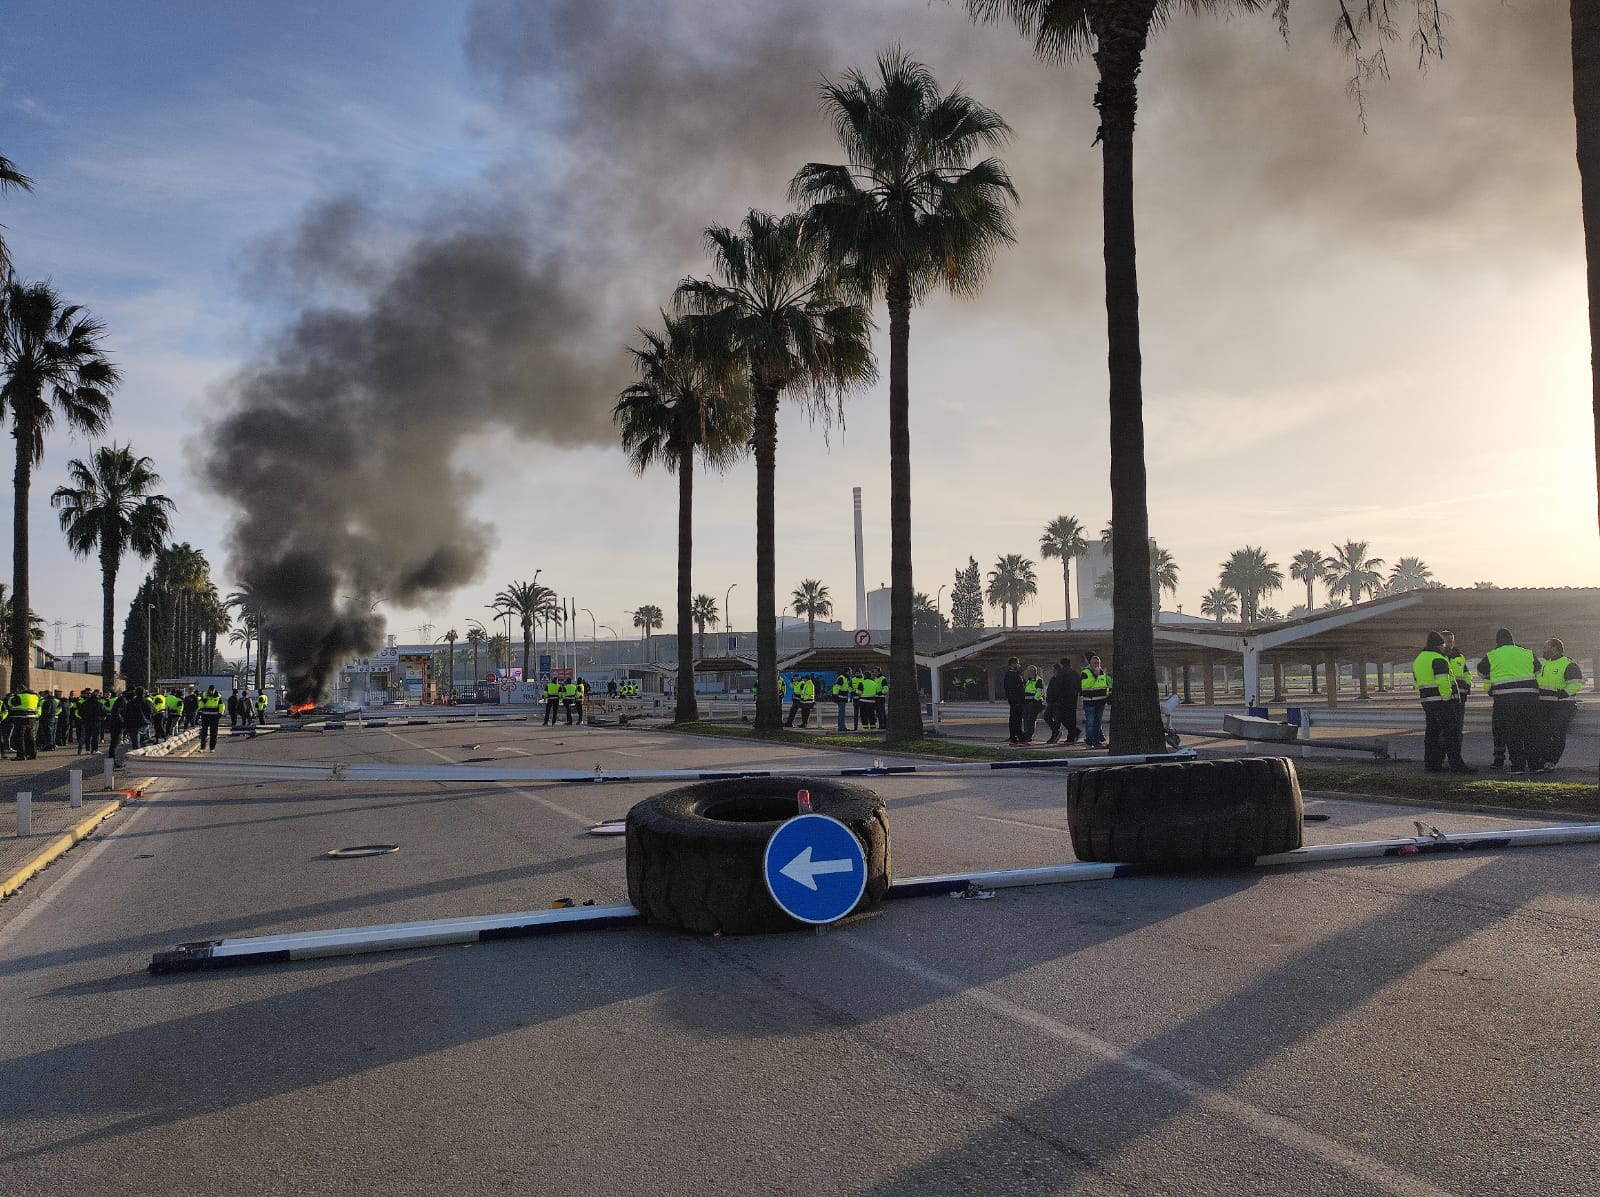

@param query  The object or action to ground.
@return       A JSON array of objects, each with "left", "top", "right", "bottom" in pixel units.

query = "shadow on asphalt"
[{"left": 0, "top": 842, "right": 624, "bottom": 985}]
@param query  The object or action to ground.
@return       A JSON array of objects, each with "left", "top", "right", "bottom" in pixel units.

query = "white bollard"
[
  {"left": 104, "top": 756, "right": 116, "bottom": 790},
  {"left": 16, "top": 791, "right": 30, "bottom": 838},
  {"left": 70, "top": 769, "right": 83, "bottom": 809}
]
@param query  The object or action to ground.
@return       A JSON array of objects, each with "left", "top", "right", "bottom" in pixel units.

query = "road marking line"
[
  {"left": 844, "top": 937, "right": 1456, "bottom": 1197},
  {"left": 0, "top": 800, "right": 155, "bottom": 946},
  {"left": 975, "top": 814, "right": 1074, "bottom": 834}
]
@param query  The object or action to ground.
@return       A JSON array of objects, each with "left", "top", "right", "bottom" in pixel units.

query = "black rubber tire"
[
  {"left": 1066, "top": 756, "right": 1303, "bottom": 867},
  {"left": 625, "top": 777, "right": 891, "bottom": 934}
]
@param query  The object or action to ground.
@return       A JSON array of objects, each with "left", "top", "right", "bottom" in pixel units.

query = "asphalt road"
[{"left": 2, "top": 717, "right": 1597, "bottom": 1196}]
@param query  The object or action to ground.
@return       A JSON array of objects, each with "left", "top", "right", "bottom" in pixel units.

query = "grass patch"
[
  {"left": 652, "top": 722, "right": 1598, "bottom": 817},
  {"left": 1294, "top": 765, "right": 1598, "bottom": 818}
]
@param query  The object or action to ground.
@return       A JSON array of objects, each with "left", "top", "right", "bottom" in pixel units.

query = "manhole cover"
[{"left": 326, "top": 844, "right": 400, "bottom": 859}]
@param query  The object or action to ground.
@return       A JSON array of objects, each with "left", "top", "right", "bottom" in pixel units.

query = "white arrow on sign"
[{"left": 779, "top": 845, "right": 855, "bottom": 891}]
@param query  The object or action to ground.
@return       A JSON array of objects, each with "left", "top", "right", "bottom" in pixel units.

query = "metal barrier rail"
[{"left": 124, "top": 748, "right": 1198, "bottom": 787}]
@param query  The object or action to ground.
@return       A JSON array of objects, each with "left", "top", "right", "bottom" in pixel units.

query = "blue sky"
[{"left": 3, "top": 0, "right": 1595, "bottom": 662}]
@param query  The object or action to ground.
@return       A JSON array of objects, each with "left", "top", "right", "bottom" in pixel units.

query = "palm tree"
[
  {"left": 1151, "top": 545, "right": 1179, "bottom": 616},
  {"left": 0, "top": 154, "right": 32, "bottom": 279},
  {"left": 229, "top": 619, "right": 256, "bottom": 680},
  {"left": 443, "top": 628, "right": 458, "bottom": 698},
  {"left": 1200, "top": 586, "right": 1238, "bottom": 623},
  {"left": 1290, "top": 548, "right": 1329, "bottom": 613},
  {"left": 986, "top": 554, "right": 1038, "bottom": 629},
  {"left": 1386, "top": 556, "right": 1435, "bottom": 593},
  {"left": 1218, "top": 546, "right": 1282, "bottom": 624},
  {"left": 466, "top": 625, "right": 487, "bottom": 690},
  {"left": 791, "top": 579, "right": 833, "bottom": 649},
  {"left": 631, "top": 605, "right": 664, "bottom": 663},
  {"left": 691, "top": 593, "right": 720, "bottom": 661},
  {"left": 0, "top": 279, "right": 117, "bottom": 689},
  {"left": 225, "top": 588, "right": 263, "bottom": 685},
  {"left": 155, "top": 543, "right": 211, "bottom": 675},
  {"left": 1325, "top": 541, "right": 1386, "bottom": 608},
  {"left": 1258, "top": 606, "right": 1282, "bottom": 622},
  {"left": 50, "top": 444, "right": 173, "bottom": 691},
  {"left": 962, "top": 0, "right": 1268, "bottom": 752},
  {"left": 615, "top": 313, "right": 750, "bottom": 723},
  {"left": 676, "top": 210, "right": 875, "bottom": 734},
  {"left": 1580, "top": 4, "right": 1600, "bottom": 530},
  {"left": 912, "top": 591, "right": 946, "bottom": 640},
  {"left": 795, "top": 49, "right": 1017, "bottom": 743},
  {"left": 1039, "top": 515, "right": 1088, "bottom": 626},
  {"left": 493, "top": 579, "right": 546, "bottom": 678}
]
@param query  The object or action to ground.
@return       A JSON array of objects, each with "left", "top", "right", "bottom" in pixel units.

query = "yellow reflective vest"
[
  {"left": 1411, "top": 650, "right": 1453, "bottom": 702},
  {"left": 1538, "top": 656, "right": 1583, "bottom": 702}
]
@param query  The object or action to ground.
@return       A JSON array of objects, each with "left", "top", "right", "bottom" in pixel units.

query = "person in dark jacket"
[
  {"left": 1002, "top": 657, "right": 1027, "bottom": 745},
  {"left": 1047, "top": 658, "right": 1081, "bottom": 744}
]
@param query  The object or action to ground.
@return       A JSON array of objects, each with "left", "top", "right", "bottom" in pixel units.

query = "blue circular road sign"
[{"left": 763, "top": 814, "right": 868, "bottom": 926}]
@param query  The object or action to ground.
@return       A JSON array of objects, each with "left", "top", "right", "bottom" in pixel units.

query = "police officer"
[
  {"left": 560, "top": 676, "right": 579, "bottom": 725},
  {"left": 1080, "top": 654, "right": 1112, "bottom": 748},
  {"left": 574, "top": 676, "right": 588, "bottom": 725},
  {"left": 1440, "top": 630, "right": 1472, "bottom": 753},
  {"left": 830, "top": 673, "right": 850, "bottom": 720},
  {"left": 256, "top": 691, "right": 270, "bottom": 724},
  {"left": 1001, "top": 657, "right": 1026, "bottom": 745},
  {"left": 1021, "top": 665, "right": 1045, "bottom": 743},
  {"left": 1477, "top": 628, "right": 1542, "bottom": 775},
  {"left": 6, "top": 685, "right": 40, "bottom": 759},
  {"left": 197, "top": 685, "right": 225, "bottom": 751},
  {"left": 1536, "top": 637, "right": 1584, "bottom": 768},
  {"left": 785, "top": 674, "right": 812, "bottom": 728},
  {"left": 1413, "top": 630, "right": 1471, "bottom": 773},
  {"left": 857, "top": 670, "right": 880, "bottom": 731},
  {"left": 543, "top": 676, "right": 561, "bottom": 725}
]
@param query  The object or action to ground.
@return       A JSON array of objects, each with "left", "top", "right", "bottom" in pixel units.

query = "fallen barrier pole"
[
  {"left": 148, "top": 823, "right": 1600, "bottom": 974},
  {"left": 125, "top": 748, "right": 1197, "bottom": 787},
  {"left": 149, "top": 903, "right": 642, "bottom": 973},
  {"left": 886, "top": 822, "right": 1600, "bottom": 898}
]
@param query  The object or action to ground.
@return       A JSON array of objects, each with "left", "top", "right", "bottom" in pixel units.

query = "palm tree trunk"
[
  {"left": 753, "top": 381, "right": 781, "bottom": 733},
  {"left": 674, "top": 441, "right": 697, "bottom": 723},
  {"left": 522, "top": 621, "right": 532, "bottom": 679},
  {"left": 1091, "top": 2, "right": 1162, "bottom": 754},
  {"left": 1576, "top": 0, "right": 1600, "bottom": 529},
  {"left": 11, "top": 434, "right": 31, "bottom": 691},
  {"left": 1062, "top": 562, "right": 1072, "bottom": 627},
  {"left": 807, "top": 615, "right": 815, "bottom": 649},
  {"left": 885, "top": 269, "right": 923, "bottom": 742},
  {"left": 99, "top": 546, "right": 118, "bottom": 692}
]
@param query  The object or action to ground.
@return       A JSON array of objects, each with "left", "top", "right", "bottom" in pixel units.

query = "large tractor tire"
[
  {"left": 625, "top": 777, "right": 890, "bottom": 935},
  {"left": 1067, "top": 757, "right": 1303, "bottom": 867}
]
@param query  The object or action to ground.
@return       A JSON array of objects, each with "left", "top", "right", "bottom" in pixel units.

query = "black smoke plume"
[{"left": 205, "top": 211, "right": 620, "bottom": 702}]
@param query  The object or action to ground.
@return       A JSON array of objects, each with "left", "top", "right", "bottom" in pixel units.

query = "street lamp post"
[
  {"left": 723, "top": 583, "right": 737, "bottom": 652},
  {"left": 935, "top": 583, "right": 947, "bottom": 646}
]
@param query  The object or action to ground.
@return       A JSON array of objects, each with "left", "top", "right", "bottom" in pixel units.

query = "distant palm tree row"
[{"left": 1200, "top": 541, "right": 1441, "bottom": 625}]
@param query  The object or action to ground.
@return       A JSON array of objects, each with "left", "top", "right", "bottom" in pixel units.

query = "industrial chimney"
[{"left": 853, "top": 486, "right": 867, "bottom": 632}]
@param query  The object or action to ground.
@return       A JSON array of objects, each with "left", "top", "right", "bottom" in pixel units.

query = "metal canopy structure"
[
  {"left": 676, "top": 590, "right": 1597, "bottom": 713},
  {"left": 689, "top": 654, "right": 757, "bottom": 674},
  {"left": 827, "top": 589, "right": 1600, "bottom": 710}
]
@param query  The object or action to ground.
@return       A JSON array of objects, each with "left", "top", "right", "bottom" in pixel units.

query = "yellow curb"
[{"left": 0, "top": 797, "right": 125, "bottom": 901}]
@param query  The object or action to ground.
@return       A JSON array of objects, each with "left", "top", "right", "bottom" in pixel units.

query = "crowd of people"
[
  {"left": 1413, "top": 627, "right": 1584, "bottom": 776},
  {"left": 0, "top": 683, "right": 274, "bottom": 760},
  {"left": 1000, "top": 655, "right": 1111, "bottom": 747}
]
